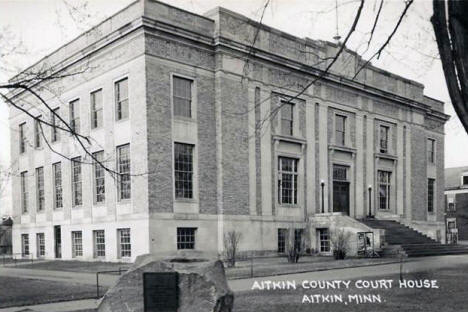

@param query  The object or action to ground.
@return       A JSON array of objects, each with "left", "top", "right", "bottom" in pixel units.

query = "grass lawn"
[
  {"left": 0, "top": 276, "right": 108, "bottom": 308},
  {"left": 233, "top": 265, "right": 468, "bottom": 312},
  {"left": 17, "top": 260, "right": 130, "bottom": 273}
]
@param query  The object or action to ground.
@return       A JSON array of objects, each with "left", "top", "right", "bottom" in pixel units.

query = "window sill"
[
  {"left": 93, "top": 201, "right": 106, "bottom": 207},
  {"left": 278, "top": 204, "right": 300, "bottom": 209},
  {"left": 272, "top": 134, "right": 306, "bottom": 145},
  {"left": 72, "top": 205, "right": 83, "bottom": 209},
  {"left": 174, "top": 116, "right": 196, "bottom": 123},
  {"left": 329, "top": 144, "right": 356, "bottom": 153},
  {"left": 117, "top": 199, "right": 131, "bottom": 205},
  {"left": 374, "top": 152, "right": 397, "bottom": 160},
  {"left": 115, "top": 118, "right": 130, "bottom": 124},
  {"left": 175, "top": 198, "right": 197, "bottom": 204}
]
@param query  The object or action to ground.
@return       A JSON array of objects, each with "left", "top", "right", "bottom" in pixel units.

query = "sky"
[{"left": 0, "top": 0, "right": 467, "bottom": 215}]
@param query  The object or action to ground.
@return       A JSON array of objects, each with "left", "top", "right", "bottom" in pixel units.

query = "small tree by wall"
[
  {"left": 223, "top": 230, "right": 242, "bottom": 267},
  {"left": 331, "top": 229, "right": 351, "bottom": 260},
  {"left": 286, "top": 226, "right": 307, "bottom": 263}
]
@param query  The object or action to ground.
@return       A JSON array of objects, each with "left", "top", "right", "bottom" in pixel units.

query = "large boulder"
[{"left": 98, "top": 253, "right": 233, "bottom": 312}]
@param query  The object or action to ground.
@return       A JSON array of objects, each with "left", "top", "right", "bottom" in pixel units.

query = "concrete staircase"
[{"left": 360, "top": 218, "right": 468, "bottom": 257}]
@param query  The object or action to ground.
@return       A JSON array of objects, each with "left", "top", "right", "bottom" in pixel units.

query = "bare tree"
[
  {"left": 223, "top": 230, "right": 242, "bottom": 267},
  {"left": 432, "top": 0, "right": 468, "bottom": 134}
]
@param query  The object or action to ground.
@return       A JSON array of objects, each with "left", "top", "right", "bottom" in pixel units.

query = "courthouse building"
[{"left": 8, "top": 0, "right": 448, "bottom": 261}]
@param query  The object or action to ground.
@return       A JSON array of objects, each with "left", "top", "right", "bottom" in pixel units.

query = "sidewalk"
[
  {"left": 226, "top": 256, "right": 402, "bottom": 279},
  {"left": 0, "top": 267, "right": 118, "bottom": 286},
  {"left": 2, "top": 254, "right": 468, "bottom": 312},
  {"left": 0, "top": 299, "right": 98, "bottom": 312}
]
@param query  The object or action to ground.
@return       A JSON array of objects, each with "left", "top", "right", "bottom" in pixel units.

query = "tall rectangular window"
[
  {"left": 427, "top": 139, "right": 435, "bottom": 163},
  {"left": 278, "top": 157, "right": 298, "bottom": 205},
  {"left": 378, "top": 171, "right": 391, "bottom": 210},
  {"left": 34, "top": 116, "right": 42, "bottom": 148},
  {"left": 69, "top": 99, "right": 80, "bottom": 134},
  {"left": 36, "top": 167, "right": 44, "bottom": 212},
  {"left": 174, "top": 143, "right": 193, "bottom": 199},
  {"left": 380, "top": 125, "right": 389, "bottom": 153},
  {"left": 117, "top": 228, "right": 131, "bottom": 258},
  {"left": 281, "top": 102, "right": 294, "bottom": 136},
  {"left": 115, "top": 78, "right": 129, "bottom": 120},
  {"left": 53, "top": 162, "right": 63, "bottom": 209},
  {"left": 277, "top": 228, "right": 287, "bottom": 253},
  {"left": 90, "top": 89, "right": 103, "bottom": 129},
  {"left": 71, "top": 157, "right": 82, "bottom": 206},
  {"left": 21, "top": 171, "right": 28, "bottom": 213},
  {"left": 71, "top": 231, "right": 83, "bottom": 257},
  {"left": 177, "top": 227, "right": 196, "bottom": 250},
  {"left": 93, "top": 151, "right": 105, "bottom": 203},
  {"left": 335, "top": 114, "right": 346, "bottom": 146},
  {"left": 428, "top": 178, "right": 435, "bottom": 213},
  {"left": 93, "top": 230, "right": 106, "bottom": 258},
  {"left": 318, "top": 228, "right": 330, "bottom": 252},
  {"left": 51, "top": 107, "right": 60, "bottom": 142},
  {"left": 19, "top": 122, "right": 26, "bottom": 153},
  {"left": 21, "top": 234, "right": 29, "bottom": 256},
  {"left": 117, "top": 144, "right": 131, "bottom": 200},
  {"left": 173, "top": 76, "right": 192, "bottom": 118},
  {"left": 36, "top": 233, "right": 45, "bottom": 257}
]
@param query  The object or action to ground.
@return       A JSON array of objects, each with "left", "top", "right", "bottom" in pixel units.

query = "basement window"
[
  {"left": 177, "top": 227, "right": 196, "bottom": 250},
  {"left": 318, "top": 228, "right": 330, "bottom": 253},
  {"left": 277, "top": 228, "right": 287, "bottom": 253}
]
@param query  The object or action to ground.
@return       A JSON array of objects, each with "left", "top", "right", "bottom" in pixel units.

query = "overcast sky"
[{"left": 1, "top": 0, "right": 467, "bottom": 214}]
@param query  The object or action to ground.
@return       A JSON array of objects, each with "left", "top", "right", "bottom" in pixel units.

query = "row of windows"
[
  {"left": 20, "top": 227, "right": 197, "bottom": 258},
  {"left": 19, "top": 76, "right": 195, "bottom": 154},
  {"left": 21, "top": 233, "right": 46, "bottom": 257},
  {"left": 20, "top": 141, "right": 195, "bottom": 214},
  {"left": 278, "top": 105, "right": 437, "bottom": 163},
  {"left": 20, "top": 144, "right": 131, "bottom": 213},
  {"left": 277, "top": 228, "right": 304, "bottom": 253},
  {"left": 21, "top": 228, "right": 131, "bottom": 259},
  {"left": 19, "top": 78, "right": 128, "bottom": 154},
  {"left": 276, "top": 159, "right": 437, "bottom": 214}
]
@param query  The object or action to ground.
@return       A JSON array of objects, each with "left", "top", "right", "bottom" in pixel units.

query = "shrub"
[
  {"left": 224, "top": 231, "right": 242, "bottom": 267},
  {"left": 331, "top": 229, "right": 351, "bottom": 260}
]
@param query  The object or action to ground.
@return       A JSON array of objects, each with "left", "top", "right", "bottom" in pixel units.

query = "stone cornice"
[
  {"left": 6, "top": 3, "right": 450, "bottom": 124},
  {"left": 213, "top": 37, "right": 450, "bottom": 122}
]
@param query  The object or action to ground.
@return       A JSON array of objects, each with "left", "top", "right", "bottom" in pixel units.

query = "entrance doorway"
[
  {"left": 333, "top": 165, "right": 350, "bottom": 215},
  {"left": 54, "top": 225, "right": 61, "bottom": 258}
]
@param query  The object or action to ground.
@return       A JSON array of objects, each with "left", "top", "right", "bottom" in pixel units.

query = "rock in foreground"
[{"left": 97, "top": 254, "right": 233, "bottom": 312}]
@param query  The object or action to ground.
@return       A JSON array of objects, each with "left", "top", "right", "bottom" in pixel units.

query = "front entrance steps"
[{"left": 360, "top": 218, "right": 468, "bottom": 257}]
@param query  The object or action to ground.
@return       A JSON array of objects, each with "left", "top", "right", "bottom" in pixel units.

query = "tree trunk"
[{"left": 431, "top": 0, "right": 468, "bottom": 134}]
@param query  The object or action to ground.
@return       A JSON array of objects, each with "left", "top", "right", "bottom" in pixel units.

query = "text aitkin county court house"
[{"left": 8, "top": 0, "right": 449, "bottom": 261}]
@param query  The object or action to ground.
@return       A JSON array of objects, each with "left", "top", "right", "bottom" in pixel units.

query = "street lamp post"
[
  {"left": 321, "top": 180, "right": 325, "bottom": 213},
  {"left": 368, "top": 185, "right": 372, "bottom": 218}
]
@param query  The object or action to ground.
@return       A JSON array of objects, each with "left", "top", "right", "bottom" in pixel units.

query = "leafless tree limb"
[{"left": 353, "top": 0, "right": 414, "bottom": 80}]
